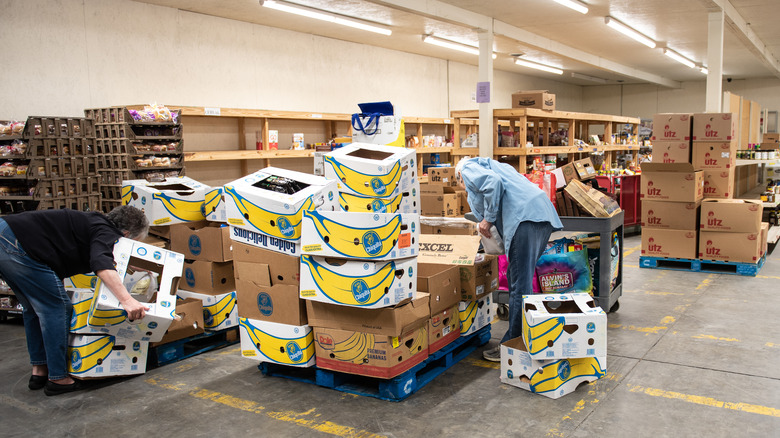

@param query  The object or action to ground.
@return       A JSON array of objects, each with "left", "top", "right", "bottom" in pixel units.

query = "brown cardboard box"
[
  {"left": 640, "top": 163, "right": 703, "bottom": 202},
  {"left": 420, "top": 184, "right": 456, "bottom": 195},
  {"left": 141, "top": 234, "right": 169, "bottom": 249},
  {"left": 760, "top": 222, "right": 769, "bottom": 257},
  {"left": 641, "top": 228, "right": 698, "bottom": 259},
  {"left": 652, "top": 141, "right": 691, "bottom": 164},
  {"left": 181, "top": 260, "right": 235, "bottom": 294},
  {"left": 700, "top": 199, "right": 762, "bottom": 233},
  {"left": 417, "top": 264, "right": 461, "bottom": 315},
  {"left": 642, "top": 201, "right": 700, "bottom": 230},
  {"left": 553, "top": 162, "right": 579, "bottom": 185},
  {"left": 692, "top": 142, "right": 736, "bottom": 170},
  {"left": 458, "top": 190, "right": 471, "bottom": 214},
  {"left": 698, "top": 230, "right": 761, "bottom": 263},
  {"left": 417, "top": 234, "right": 498, "bottom": 300},
  {"left": 564, "top": 179, "right": 621, "bottom": 217},
  {"left": 512, "top": 90, "right": 555, "bottom": 110},
  {"left": 428, "top": 167, "right": 458, "bottom": 187},
  {"left": 692, "top": 113, "right": 736, "bottom": 142},
  {"left": 573, "top": 157, "right": 596, "bottom": 180},
  {"left": 148, "top": 225, "right": 171, "bottom": 240},
  {"left": 421, "top": 222, "right": 478, "bottom": 236},
  {"left": 762, "top": 133, "right": 780, "bottom": 144},
  {"left": 421, "top": 194, "right": 460, "bottom": 217},
  {"left": 170, "top": 221, "right": 232, "bottom": 262},
  {"left": 652, "top": 113, "right": 692, "bottom": 141},
  {"left": 428, "top": 305, "right": 459, "bottom": 354},
  {"left": 702, "top": 169, "right": 735, "bottom": 199},
  {"left": 151, "top": 298, "right": 205, "bottom": 346},
  {"left": 233, "top": 242, "right": 299, "bottom": 285},
  {"left": 305, "top": 293, "right": 429, "bottom": 336}
]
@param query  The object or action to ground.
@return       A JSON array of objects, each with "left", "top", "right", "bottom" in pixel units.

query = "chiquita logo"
[
  {"left": 185, "top": 268, "right": 195, "bottom": 287},
  {"left": 203, "top": 309, "right": 214, "bottom": 326},
  {"left": 188, "top": 235, "right": 202, "bottom": 255},
  {"left": 371, "top": 199, "right": 387, "bottom": 213},
  {"left": 149, "top": 322, "right": 158, "bottom": 329},
  {"left": 539, "top": 272, "right": 573, "bottom": 292},
  {"left": 586, "top": 322, "right": 596, "bottom": 333},
  {"left": 362, "top": 231, "right": 383, "bottom": 256},
  {"left": 370, "top": 177, "right": 387, "bottom": 195},
  {"left": 71, "top": 350, "right": 82, "bottom": 371},
  {"left": 257, "top": 292, "right": 273, "bottom": 316},
  {"left": 557, "top": 360, "right": 571, "bottom": 381},
  {"left": 647, "top": 237, "right": 662, "bottom": 252},
  {"left": 277, "top": 216, "right": 295, "bottom": 238},
  {"left": 705, "top": 240, "right": 720, "bottom": 256},
  {"left": 286, "top": 341, "right": 303, "bottom": 363},
  {"left": 352, "top": 279, "right": 371, "bottom": 303},
  {"left": 153, "top": 251, "right": 162, "bottom": 261}
]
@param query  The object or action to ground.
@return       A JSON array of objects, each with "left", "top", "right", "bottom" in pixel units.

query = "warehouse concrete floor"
[{"left": 2, "top": 234, "right": 779, "bottom": 437}]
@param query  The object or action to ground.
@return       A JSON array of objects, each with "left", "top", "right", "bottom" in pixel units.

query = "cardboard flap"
[
  {"left": 418, "top": 235, "right": 481, "bottom": 265},
  {"left": 235, "top": 261, "right": 272, "bottom": 286},
  {"left": 641, "top": 162, "right": 696, "bottom": 173}
]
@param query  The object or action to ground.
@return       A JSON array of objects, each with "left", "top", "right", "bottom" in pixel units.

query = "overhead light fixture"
[
  {"left": 663, "top": 48, "right": 696, "bottom": 68},
  {"left": 552, "top": 0, "right": 588, "bottom": 14},
  {"left": 422, "top": 35, "right": 497, "bottom": 58},
  {"left": 571, "top": 72, "right": 607, "bottom": 84},
  {"left": 604, "top": 16, "right": 656, "bottom": 48},
  {"left": 515, "top": 58, "right": 564, "bottom": 75},
  {"left": 261, "top": 0, "right": 392, "bottom": 36},
  {"left": 699, "top": 66, "right": 709, "bottom": 75}
]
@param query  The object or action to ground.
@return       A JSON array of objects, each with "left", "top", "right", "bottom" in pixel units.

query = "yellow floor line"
[
  {"left": 463, "top": 356, "right": 500, "bottom": 369},
  {"left": 622, "top": 244, "right": 641, "bottom": 258},
  {"left": 608, "top": 323, "right": 668, "bottom": 335},
  {"left": 692, "top": 334, "right": 740, "bottom": 342},
  {"left": 627, "top": 384, "right": 780, "bottom": 418},
  {"left": 756, "top": 275, "right": 780, "bottom": 280}
]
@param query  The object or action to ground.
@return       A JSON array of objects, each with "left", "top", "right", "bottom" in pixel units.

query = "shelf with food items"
[
  {"left": 131, "top": 155, "right": 182, "bottom": 169},
  {"left": 85, "top": 105, "right": 180, "bottom": 126}
]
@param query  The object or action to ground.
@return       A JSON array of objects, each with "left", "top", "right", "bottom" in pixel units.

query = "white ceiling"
[{"left": 131, "top": 0, "right": 780, "bottom": 87}]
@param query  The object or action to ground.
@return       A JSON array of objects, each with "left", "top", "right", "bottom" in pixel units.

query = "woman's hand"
[
  {"left": 479, "top": 219, "right": 493, "bottom": 238},
  {"left": 120, "top": 296, "right": 150, "bottom": 321}
]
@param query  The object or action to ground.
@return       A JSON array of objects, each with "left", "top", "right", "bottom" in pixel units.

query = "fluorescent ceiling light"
[
  {"left": 422, "top": 35, "right": 497, "bottom": 58},
  {"left": 262, "top": 0, "right": 391, "bottom": 36},
  {"left": 515, "top": 58, "right": 564, "bottom": 75},
  {"left": 663, "top": 48, "right": 696, "bottom": 68},
  {"left": 552, "top": 0, "right": 588, "bottom": 14},
  {"left": 571, "top": 72, "right": 607, "bottom": 83},
  {"left": 699, "top": 66, "right": 709, "bottom": 74},
  {"left": 604, "top": 16, "right": 656, "bottom": 48}
]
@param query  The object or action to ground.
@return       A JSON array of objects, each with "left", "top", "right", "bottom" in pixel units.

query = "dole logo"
[
  {"left": 318, "top": 334, "right": 335, "bottom": 348},
  {"left": 647, "top": 237, "right": 662, "bottom": 252}
]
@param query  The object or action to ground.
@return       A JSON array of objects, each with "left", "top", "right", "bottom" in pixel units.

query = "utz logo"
[
  {"left": 371, "top": 199, "right": 387, "bottom": 213},
  {"left": 133, "top": 341, "right": 141, "bottom": 351},
  {"left": 705, "top": 240, "right": 720, "bottom": 256},
  {"left": 277, "top": 216, "right": 295, "bottom": 238},
  {"left": 663, "top": 152, "right": 672, "bottom": 163},
  {"left": 185, "top": 268, "right": 195, "bottom": 287},
  {"left": 351, "top": 279, "right": 371, "bottom": 303},
  {"left": 203, "top": 309, "right": 214, "bottom": 326},
  {"left": 707, "top": 212, "right": 722, "bottom": 227},
  {"left": 286, "top": 341, "right": 303, "bottom": 363},
  {"left": 646, "top": 181, "right": 661, "bottom": 196},
  {"left": 539, "top": 271, "right": 573, "bottom": 292},
  {"left": 153, "top": 251, "right": 162, "bottom": 261},
  {"left": 136, "top": 247, "right": 148, "bottom": 257},
  {"left": 703, "top": 182, "right": 717, "bottom": 194},
  {"left": 370, "top": 177, "right": 387, "bottom": 196},
  {"left": 586, "top": 322, "right": 596, "bottom": 333},
  {"left": 557, "top": 361, "right": 571, "bottom": 381},
  {"left": 363, "top": 230, "right": 383, "bottom": 256},
  {"left": 71, "top": 350, "right": 82, "bottom": 371},
  {"left": 704, "top": 124, "right": 718, "bottom": 138},
  {"left": 257, "top": 292, "right": 273, "bottom": 316},
  {"left": 663, "top": 124, "right": 675, "bottom": 138},
  {"left": 318, "top": 334, "right": 335, "bottom": 349},
  {"left": 647, "top": 210, "right": 662, "bottom": 225},
  {"left": 188, "top": 235, "right": 202, "bottom": 256},
  {"left": 647, "top": 237, "right": 662, "bottom": 253}
]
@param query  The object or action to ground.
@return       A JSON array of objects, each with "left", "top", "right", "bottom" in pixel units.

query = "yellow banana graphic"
[
  {"left": 303, "top": 210, "right": 402, "bottom": 258},
  {"left": 70, "top": 295, "right": 93, "bottom": 332},
  {"left": 408, "top": 328, "right": 426, "bottom": 353},
  {"left": 331, "top": 332, "right": 374, "bottom": 364},
  {"left": 88, "top": 307, "right": 127, "bottom": 327},
  {"left": 523, "top": 315, "right": 565, "bottom": 356},
  {"left": 301, "top": 255, "right": 397, "bottom": 306},
  {"left": 152, "top": 192, "right": 207, "bottom": 223},
  {"left": 68, "top": 336, "right": 115, "bottom": 374},
  {"left": 121, "top": 185, "right": 134, "bottom": 205},
  {"left": 224, "top": 185, "right": 314, "bottom": 240},
  {"left": 459, "top": 301, "right": 478, "bottom": 334},
  {"left": 530, "top": 357, "right": 606, "bottom": 394},
  {"left": 239, "top": 318, "right": 314, "bottom": 365},
  {"left": 338, "top": 192, "right": 402, "bottom": 213},
  {"left": 202, "top": 293, "right": 236, "bottom": 329},
  {"left": 325, "top": 156, "right": 402, "bottom": 198},
  {"left": 204, "top": 188, "right": 222, "bottom": 216},
  {"left": 67, "top": 274, "right": 97, "bottom": 289}
]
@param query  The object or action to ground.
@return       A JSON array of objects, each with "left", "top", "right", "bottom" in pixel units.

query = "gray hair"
[{"left": 106, "top": 205, "right": 149, "bottom": 240}]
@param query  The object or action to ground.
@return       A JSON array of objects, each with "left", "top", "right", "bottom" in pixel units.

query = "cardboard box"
[
  {"left": 641, "top": 228, "right": 698, "bottom": 259},
  {"left": 417, "top": 264, "right": 461, "bottom": 315},
  {"left": 522, "top": 293, "right": 606, "bottom": 360},
  {"left": 64, "top": 273, "right": 98, "bottom": 289},
  {"left": 204, "top": 187, "right": 227, "bottom": 222},
  {"left": 68, "top": 289, "right": 101, "bottom": 335},
  {"left": 512, "top": 90, "right": 555, "bottom": 110},
  {"left": 122, "top": 176, "right": 211, "bottom": 226},
  {"left": 428, "top": 167, "right": 458, "bottom": 187},
  {"left": 229, "top": 226, "right": 300, "bottom": 256},
  {"left": 152, "top": 297, "right": 205, "bottom": 345},
  {"left": 573, "top": 158, "right": 596, "bottom": 180},
  {"left": 299, "top": 255, "right": 417, "bottom": 309},
  {"left": 305, "top": 293, "right": 429, "bottom": 337},
  {"left": 692, "top": 142, "right": 735, "bottom": 170},
  {"left": 762, "top": 133, "right": 779, "bottom": 144},
  {"left": 552, "top": 162, "right": 578, "bottom": 186},
  {"left": 170, "top": 221, "right": 232, "bottom": 262},
  {"left": 313, "top": 324, "right": 428, "bottom": 379},
  {"left": 418, "top": 234, "right": 498, "bottom": 300},
  {"left": 420, "top": 221, "right": 478, "bottom": 236},
  {"left": 641, "top": 201, "right": 700, "bottom": 230},
  {"left": 700, "top": 199, "right": 763, "bottom": 233},
  {"left": 702, "top": 169, "right": 735, "bottom": 199},
  {"left": 176, "top": 290, "right": 238, "bottom": 331},
  {"left": 692, "top": 113, "right": 736, "bottom": 142},
  {"left": 761, "top": 222, "right": 769, "bottom": 257},
  {"left": 87, "top": 238, "right": 184, "bottom": 342},
  {"left": 698, "top": 231, "right": 762, "bottom": 263},
  {"left": 652, "top": 113, "right": 692, "bottom": 141},
  {"left": 500, "top": 336, "right": 606, "bottom": 399},
  {"left": 323, "top": 143, "right": 417, "bottom": 199},
  {"left": 238, "top": 318, "right": 315, "bottom": 367},
  {"left": 428, "top": 305, "right": 460, "bottom": 354},
  {"left": 68, "top": 335, "right": 148, "bottom": 378},
  {"left": 180, "top": 260, "right": 235, "bottom": 294},
  {"left": 564, "top": 179, "right": 621, "bottom": 217},
  {"left": 652, "top": 141, "right": 691, "bottom": 164},
  {"left": 141, "top": 235, "right": 168, "bottom": 249},
  {"left": 301, "top": 211, "right": 419, "bottom": 261},
  {"left": 338, "top": 190, "right": 419, "bottom": 214},
  {"left": 421, "top": 194, "right": 460, "bottom": 217},
  {"left": 459, "top": 294, "right": 496, "bottom": 336},
  {"left": 458, "top": 190, "right": 471, "bottom": 215},
  {"left": 233, "top": 242, "right": 299, "bottom": 285},
  {"left": 640, "top": 163, "right": 704, "bottom": 202}
]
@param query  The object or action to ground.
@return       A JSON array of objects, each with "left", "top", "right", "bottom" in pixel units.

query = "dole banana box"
[
  {"left": 522, "top": 293, "right": 606, "bottom": 360},
  {"left": 698, "top": 231, "right": 762, "bottom": 263},
  {"left": 204, "top": 187, "right": 227, "bottom": 222},
  {"left": 459, "top": 294, "right": 496, "bottom": 337},
  {"left": 651, "top": 113, "right": 692, "bottom": 141},
  {"left": 68, "top": 335, "right": 148, "bottom": 378},
  {"left": 338, "top": 189, "right": 420, "bottom": 214},
  {"left": 429, "top": 305, "right": 460, "bottom": 354},
  {"left": 323, "top": 143, "right": 417, "bottom": 199},
  {"left": 418, "top": 234, "right": 499, "bottom": 301},
  {"left": 305, "top": 293, "right": 429, "bottom": 337},
  {"left": 652, "top": 141, "right": 691, "bottom": 164},
  {"left": 692, "top": 142, "right": 736, "bottom": 170},
  {"left": 640, "top": 163, "right": 703, "bottom": 202},
  {"left": 238, "top": 317, "right": 315, "bottom": 367},
  {"left": 224, "top": 167, "right": 339, "bottom": 256},
  {"left": 68, "top": 288, "right": 102, "bottom": 335},
  {"left": 151, "top": 297, "right": 205, "bottom": 345},
  {"left": 700, "top": 199, "right": 763, "bottom": 233},
  {"left": 177, "top": 290, "right": 238, "bottom": 331},
  {"left": 500, "top": 336, "right": 606, "bottom": 399},
  {"left": 299, "top": 255, "right": 417, "bottom": 309},
  {"left": 122, "top": 176, "right": 212, "bottom": 226},
  {"left": 170, "top": 221, "right": 232, "bottom": 262},
  {"left": 641, "top": 201, "right": 701, "bottom": 230},
  {"left": 641, "top": 228, "right": 698, "bottom": 259},
  {"left": 692, "top": 112, "right": 736, "bottom": 142},
  {"left": 64, "top": 273, "right": 98, "bottom": 289},
  {"left": 87, "top": 238, "right": 184, "bottom": 343},
  {"left": 301, "top": 211, "right": 419, "bottom": 260}
]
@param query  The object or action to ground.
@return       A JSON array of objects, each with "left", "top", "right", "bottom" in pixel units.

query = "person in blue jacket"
[{"left": 456, "top": 157, "right": 563, "bottom": 362}]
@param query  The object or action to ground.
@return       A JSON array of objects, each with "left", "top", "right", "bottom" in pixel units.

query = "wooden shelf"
[
  {"left": 413, "top": 147, "right": 453, "bottom": 154},
  {"left": 492, "top": 144, "right": 641, "bottom": 156},
  {"left": 165, "top": 105, "right": 352, "bottom": 122},
  {"left": 736, "top": 159, "right": 779, "bottom": 166},
  {"left": 740, "top": 185, "right": 779, "bottom": 208},
  {"left": 185, "top": 149, "right": 314, "bottom": 162}
]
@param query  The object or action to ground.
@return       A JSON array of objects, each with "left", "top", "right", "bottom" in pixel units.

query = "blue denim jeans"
[
  {"left": 501, "top": 221, "right": 555, "bottom": 343},
  {"left": 0, "top": 219, "right": 72, "bottom": 380}
]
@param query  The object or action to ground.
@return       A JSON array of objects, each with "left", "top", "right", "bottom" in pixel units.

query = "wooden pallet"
[
  {"left": 257, "top": 325, "right": 492, "bottom": 402},
  {"left": 639, "top": 255, "right": 766, "bottom": 276},
  {"left": 147, "top": 327, "right": 239, "bottom": 368}
]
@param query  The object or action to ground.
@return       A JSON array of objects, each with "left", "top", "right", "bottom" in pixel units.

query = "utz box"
[
  {"left": 418, "top": 234, "right": 499, "bottom": 300},
  {"left": 177, "top": 290, "right": 238, "bottom": 331},
  {"left": 428, "top": 167, "right": 458, "bottom": 187},
  {"left": 698, "top": 231, "right": 762, "bottom": 263},
  {"left": 323, "top": 143, "right": 417, "bottom": 199},
  {"left": 640, "top": 163, "right": 703, "bottom": 202},
  {"left": 651, "top": 113, "right": 692, "bottom": 141},
  {"left": 642, "top": 201, "right": 700, "bottom": 230},
  {"left": 180, "top": 260, "right": 235, "bottom": 294},
  {"left": 338, "top": 190, "right": 419, "bottom": 214},
  {"left": 204, "top": 187, "right": 227, "bottom": 222},
  {"left": 641, "top": 228, "right": 698, "bottom": 259},
  {"left": 702, "top": 169, "right": 735, "bottom": 199},
  {"left": 68, "top": 335, "right": 148, "bottom": 379},
  {"left": 522, "top": 293, "right": 606, "bottom": 360},
  {"left": 152, "top": 297, "right": 205, "bottom": 345},
  {"left": 305, "top": 293, "right": 429, "bottom": 337},
  {"left": 459, "top": 294, "right": 496, "bottom": 336},
  {"left": 239, "top": 318, "right": 315, "bottom": 367},
  {"left": 500, "top": 336, "right": 606, "bottom": 399},
  {"left": 122, "top": 176, "right": 211, "bottom": 225},
  {"left": 692, "top": 113, "right": 736, "bottom": 142},
  {"left": 170, "top": 221, "right": 232, "bottom": 262},
  {"left": 87, "top": 238, "right": 184, "bottom": 342},
  {"left": 417, "top": 263, "right": 461, "bottom": 315},
  {"left": 223, "top": 167, "right": 339, "bottom": 254},
  {"left": 421, "top": 193, "right": 460, "bottom": 217},
  {"left": 300, "top": 255, "right": 417, "bottom": 309},
  {"left": 301, "top": 211, "right": 419, "bottom": 260},
  {"left": 429, "top": 305, "right": 460, "bottom": 354},
  {"left": 652, "top": 141, "right": 691, "bottom": 164},
  {"left": 693, "top": 142, "right": 735, "bottom": 170},
  {"left": 512, "top": 90, "right": 555, "bottom": 110},
  {"left": 700, "top": 199, "right": 762, "bottom": 233}
]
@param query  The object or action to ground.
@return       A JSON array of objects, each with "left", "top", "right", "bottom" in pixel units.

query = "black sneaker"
[
  {"left": 44, "top": 380, "right": 81, "bottom": 396},
  {"left": 28, "top": 375, "right": 47, "bottom": 390},
  {"left": 482, "top": 346, "right": 501, "bottom": 362}
]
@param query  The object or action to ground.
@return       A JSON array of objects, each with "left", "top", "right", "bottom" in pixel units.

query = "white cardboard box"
[
  {"left": 323, "top": 143, "right": 417, "bottom": 199},
  {"left": 338, "top": 187, "right": 420, "bottom": 214},
  {"left": 176, "top": 290, "right": 238, "bottom": 331},
  {"left": 122, "top": 176, "right": 212, "bottom": 226},
  {"left": 204, "top": 187, "right": 227, "bottom": 222},
  {"left": 238, "top": 318, "right": 315, "bottom": 367},
  {"left": 64, "top": 273, "right": 98, "bottom": 289},
  {"left": 229, "top": 226, "right": 301, "bottom": 256},
  {"left": 68, "top": 289, "right": 102, "bottom": 335},
  {"left": 458, "top": 294, "right": 496, "bottom": 336},
  {"left": 68, "top": 334, "right": 148, "bottom": 378}
]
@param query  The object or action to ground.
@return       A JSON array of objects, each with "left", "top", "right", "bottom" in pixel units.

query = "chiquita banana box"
[
  {"left": 428, "top": 305, "right": 460, "bottom": 354},
  {"left": 68, "top": 288, "right": 101, "bottom": 335},
  {"left": 68, "top": 334, "right": 148, "bottom": 378},
  {"left": 223, "top": 167, "right": 339, "bottom": 256},
  {"left": 301, "top": 211, "right": 419, "bottom": 260},
  {"left": 204, "top": 187, "right": 227, "bottom": 222},
  {"left": 500, "top": 336, "right": 606, "bottom": 399},
  {"left": 459, "top": 294, "right": 496, "bottom": 336},
  {"left": 122, "top": 176, "right": 212, "bottom": 226},
  {"left": 323, "top": 143, "right": 417, "bottom": 199},
  {"left": 299, "top": 255, "right": 417, "bottom": 309},
  {"left": 87, "top": 238, "right": 184, "bottom": 343},
  {"left": 522, "top": 293, "right": 607, "bottom": 360},
  {"left": 177, "top": 290, "right": 238, "bottom": 331},
  {"left": 64, "top": 273, "right": 98, "bottom": 289},
  {"left": 338, "top": 187, "right": 420, "bottom": 214},
  {"left": 238, "top": 318, "right": 315, "bottom": 367}
]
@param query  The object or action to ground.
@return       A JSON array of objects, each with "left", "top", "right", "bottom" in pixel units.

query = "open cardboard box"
[
  {"left": 323, "top": 142, "right": 417, "bottom": 199},
  {"left": 68, "top": 335, "right": 148, "bottom": 379},
  {"left": 305, "top": 292, "right": 429, "bottom": 337},
  {"left": 177, "top": 290, "right": 238, "bottom": 331},
  {"left": 429, "top": 304, "right": 460, "bottom": 354},
  {"left": 170, "top": 221, "right": 232, "bottom": 262},
  {"left": 151, "top": 297, "right": 205, "bottom": 345},
  {"left": 418, "top": 234, "right": 498, "bottom": 301},
  {"left": 417, "top": 263, "right": 461, "bottom": 315},
  {"left": 122, "top": 176, "right": 211, "bottom": 226},
  {"left": 180, "top": 260, "right": 235, "bottom": 294}
]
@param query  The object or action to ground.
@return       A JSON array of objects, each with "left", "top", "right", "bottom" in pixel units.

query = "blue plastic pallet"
[
  {"left": 639, "top": 255, "right": 765, "bottom": 277},
  {"left": 148, "top": 327, "right": 239, "bottom": 368},
  {"left": 258, "top": 325, "right": 492, "bottom": 402}
]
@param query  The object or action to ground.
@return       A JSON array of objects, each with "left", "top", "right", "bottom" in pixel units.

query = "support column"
[
  {"left": 478, "top": 28, "right": 494, "bottom": 159},
  {"left": 706, "top": 10, "right": 725, "bottom": 112}
]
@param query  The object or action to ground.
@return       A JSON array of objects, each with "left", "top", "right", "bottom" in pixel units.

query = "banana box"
[
  {"left": 223, "top": 167, "right": 339, "bottom": 255},
  {"left": 522, "top": 293, "right": 607, "bottom": 360},
  {"left": 68, "top": 335, "right": 148, "bottom": 378},
  {"left": 299, "top": 255, "right": 417, "bottom": 309},
  {"left": 459, "top": 294, "right": 496, "bottom": 336},
  {"left": 238, "top": 317, "right": 315, "bottom": 367},
  {"left": 204, "top": 187, "right": 227, "bottom": 222},
  {"left": 500, "top": 336, "right": 606, "bottom": 399},
  {"left": 177, "top": 290, "right": 238, "bottom": 331},
  {"left": 323, "top": 143, "right": 417, "bottom": 199},
  {"left": 122, "top": 176, "right": 212, "bottom": 226},
  {"left": 301, "top": 211, "right": 419, "bottom": 260},
  {"left": 170, "top": 221, "right": 232, "bottom": 262},
  {"left": 151, "top": 297, "right": 205, "bottom": 345},
  {"left": 68, "top": 288, "right": 102, "bottom": 335},
  {"left": 87, "top": 238, "right": 184, "bottom": 342},
  {"left": 305, "top": 292, "right": 429, "bottom": 336},
  {"left": 64, "top": 273, "right": 98, "bottom": 289},
  {"left": 429, "top": 305, "right": 460, "bottom": 354},
  {"left": 313, "top": 324, "right": 428, "bottom": 379},
  {"left": 338, "top": 188, "right": 420, "bottom": 214}
]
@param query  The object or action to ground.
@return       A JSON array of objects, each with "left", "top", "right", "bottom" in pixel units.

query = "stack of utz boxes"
[
  {"left": 698, "top": 199, "right": 768, "bottom": 264},
  {"left": 692, "top": 113, "right": 737, "bottom": 199},
  {"left": 641, "top": 114, "right": 703, "bottom": 259},
  {"left": 224, "top": 167, "right": 339, "bottom": 368},
  {"left": 420, "top": 167, "right": 464, "bottom": 218}
]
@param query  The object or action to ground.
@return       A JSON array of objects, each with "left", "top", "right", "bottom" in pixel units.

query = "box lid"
[
  {"left": 640, "top": 162, "right": 697, "bottom": 173},
  {"left": 305, "top": 293, "right": 430, "bottom": 336},
  {"left": 418, "top": 234, "right": 482, "bottom": 265},
  {"left": 514, "top": 90, "right": 549, "bottom": 93},
  {"left": 701, "top": 199, "right": 761, "bottom": 207}
]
